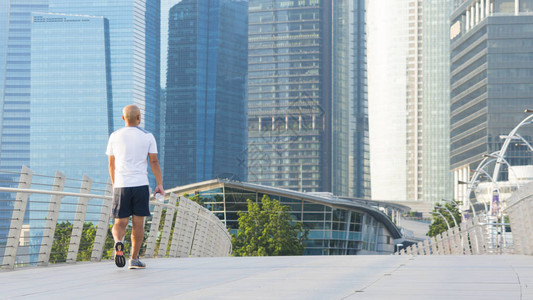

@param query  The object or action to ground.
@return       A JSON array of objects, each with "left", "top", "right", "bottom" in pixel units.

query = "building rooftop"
[{"left": 167, "top": 179, "right": 411, "bottom": 239}]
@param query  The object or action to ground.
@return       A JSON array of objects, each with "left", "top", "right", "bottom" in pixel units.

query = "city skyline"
[{"left": 0, "top": 0, "right": 531, "bottom": 204}]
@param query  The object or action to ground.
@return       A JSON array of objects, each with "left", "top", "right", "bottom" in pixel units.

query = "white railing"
[
  {"left": 396, "top": 213, "right": 512, "bottom": 255},
  {"left": 0, "top": 166, "right": 232, "bottom": 269},
  {"left": 505, "top": 181, "right": 533, "bottom": 255}
]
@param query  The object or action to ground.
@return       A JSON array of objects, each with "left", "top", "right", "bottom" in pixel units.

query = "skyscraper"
[
  {"left": 27, "top": 12, "right": 112, "bottom": 265},
  {"left": 407, "top": 0, "right": 453, "bottom": 203},
  {"left": 0, "top": 0, "right": 48, "bottom": 174},
  {"left": 450, "top": 0, "right": 533, "bottom": 201},
  {"left": 368, "top": 0, "right": 453, "bottom": 203},
  {"left": 247, "top": 0, "right": 370, "bottom": 198},
  {"left": 164, "top": 0, "right": 248, "bottom": 188},
  {"left": 30, "top": 12, "right": 112, "bottom": 183},
  {"left": 48, "top": 0, "right": 161, "bottom": 138},
  {"left": 0, "top": 0, "right": 49, "bottom": 259},
  {"left": 367, "top": 0, "right": 410, "bottom": 201}
]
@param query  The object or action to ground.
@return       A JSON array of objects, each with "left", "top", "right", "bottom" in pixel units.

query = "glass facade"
[
  {"left": 164, "top": 0, "right": 248, "bottom": 188},
  {"left": 367, "top": 0, "right": 410, "bottom": 201},
  {"left": 247, "top": 0, "right": 370, "bottom": 198},
  {"left": 27, "top": 13, "right": 112, "bottom": 264},
  {"left": 170, "top": 181, "right": 399, "bottom": 255},
  {"left": 368, "top": 0, "right": 452, "bottom": 203},
  {"left": 450, "top": 1, "right": 533, "bottom": 176},
  {"left": 0, "top": 0, "right": 49, "bottom": 259},
  {"left": 30, "top": 12, "right": 111, "bottom": 187},
  {"left": 48, "top": 0, "right": 161, "bottom": 138},
  {"left": 419, "top": 0, "right": 453, "bottom": 203}
]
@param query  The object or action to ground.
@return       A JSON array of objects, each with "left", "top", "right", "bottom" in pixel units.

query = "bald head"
[{"left": 122, "top": 105, "right": 141, "bottom": 126}]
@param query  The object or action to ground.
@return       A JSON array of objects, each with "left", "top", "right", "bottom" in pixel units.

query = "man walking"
[{"left": 106, "top": 104, "right": 164, "bottom": 269}]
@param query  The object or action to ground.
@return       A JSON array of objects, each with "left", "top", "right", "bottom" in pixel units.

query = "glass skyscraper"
[
  {"left": 451, "top": 0, "right": 533, "bottom": 200},
  {"left": 164, "top": 0, "right": 248, "bottom": 188},
  {"left": 368, "top": 0, "right": 453, "bottom": 203},
  {"left": 48, "top": 0, "right": 161, "bottom": 138},
  {"left": 406, "top": 0, "right": 453, "bottom": 203},
  {"left": 30, "top": 12, "right": 111, "bottom": 183},
  {"left": 0, "top": 0, "right": 49, "bottom": 259},
  {"left": 367, "top": 0, "right": 410, "bottom": 201},
  {"left": 247, "top": 0, "right": 370, "bottom": 198},
  {"left": 27, "top": 12, "right": 112, "bottom": 265}
]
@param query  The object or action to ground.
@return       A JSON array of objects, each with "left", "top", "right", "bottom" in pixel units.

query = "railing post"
[
  {"left": 436, "top": 234, "right": 443, "bottom": 255},
  {"left": 91, "top": 179, "right": 113, "bottom": 262},
  {"left": 168, "top": 195, "right": 185, "bottom": 258},
  {"left": 38, "top": 171, "right": 66, "bottom": 266},
  {"left": 174, "top": 197, "right": 198, "bottom": 257},
  {"left": 158, "top": 193, "right": 177, "bottom": 257},
  {"left": 66, "top": 175, "right": 92, "bottom": 263},
  {"left": 191, "top": 207, "right": 210, "bottom": 257},
  {"left": 2, "top": 166, "right": 33, "bottom": 269},
  {"left": 145, "top": 200, "right": 164, "bottom": 258},
  {"left": 424, "top": 239, "right": 432, "bottom": 255}
]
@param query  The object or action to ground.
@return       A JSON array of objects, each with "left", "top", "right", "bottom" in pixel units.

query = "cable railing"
[
  {"left": 396, "top": 213, "right": 513, "bottom": 255},
  {"left": 0, "top": 166, "right": 232, "bottom": 270}
]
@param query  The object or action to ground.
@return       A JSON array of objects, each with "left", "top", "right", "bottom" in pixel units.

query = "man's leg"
[
  {"left": 112, "top": 217, "right": 129, "bottom": 242},
  {"left": 112, "top": 217, "right": 129, "bottom": 268},
  {"left": 131, "top": 215, "right": 145, "bottom": 259}
]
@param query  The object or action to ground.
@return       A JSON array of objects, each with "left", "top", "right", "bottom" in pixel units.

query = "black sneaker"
[{"left": 114, "top": 241, "right": 126, "bottom": 268}]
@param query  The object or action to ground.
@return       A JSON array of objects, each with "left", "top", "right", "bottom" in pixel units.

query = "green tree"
[
  {"left": 183, "top": 192, "right": 205, "bottom": 206},
  {"left": 232, "top": 195, "right": 308, "bottom": 256},
  {"left": 50, "top": 221, "right": 98, "bottom": 263},
  {"left": 427, "top": 202, "right": 462, "bottom": 237}
]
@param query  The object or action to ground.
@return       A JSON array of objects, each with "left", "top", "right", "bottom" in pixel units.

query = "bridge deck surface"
[{"left": 1, "top": 255, "right": 532, "bottom": 299}]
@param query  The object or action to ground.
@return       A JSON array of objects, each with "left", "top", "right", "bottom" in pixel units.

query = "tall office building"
[
  {"left": 247, "top": 0, "right": 370, "bottom": 198},
  {"left": 164, "top": 0, "right": 248, "bottom": 188},
  {"left": 27, "top": 12, "right": 112, "bottom": 264},
  {"left": 30, "top": 12, "right": 112, "bottom": 184},
  {"left": 407, "top": 0, "right": 453, "bottom": 203},
  {"left": 0, "top": 0, "right": 48, "bottom": 173},
  {"left": 48, "top": 0, "right": 161, "bottom": 139},
  {"left": 367, "top": 0, "right": 410, "bottom": 201},
  {"left": 451, "top": 0, "right": 533, "bottom": 202},
  {"left": 368, "top": 0, "right": 453, "bottom": 203},
  {"left": 0, "top": 0, "right": 49, "bottom": 258}
]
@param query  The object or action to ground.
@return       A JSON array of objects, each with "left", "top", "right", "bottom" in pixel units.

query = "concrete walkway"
[{"left": 1, "top": 255, "right": 531, "bottom": 299}]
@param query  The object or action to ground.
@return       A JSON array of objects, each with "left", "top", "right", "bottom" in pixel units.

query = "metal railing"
[
  {"left": 505, "top": 181, "right": 533, "bottom": 255},
  {"left": 0, "top": 166, "right": 232, "bottom": 269},
  {"left": 396, "top": 213, "right": 512, "bottom": 255}
]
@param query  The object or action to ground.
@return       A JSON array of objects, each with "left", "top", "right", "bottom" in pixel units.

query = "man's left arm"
[{"left": 149, "top": 153, "right": 164, "bottom": 195}]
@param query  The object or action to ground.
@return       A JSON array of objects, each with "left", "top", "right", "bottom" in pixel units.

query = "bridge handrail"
[
  {"left": 396, "top": 213, "right": 513, "bottom": 256},
  {"left": 0, "top": 166, "right": 232, "bottom": 270}
]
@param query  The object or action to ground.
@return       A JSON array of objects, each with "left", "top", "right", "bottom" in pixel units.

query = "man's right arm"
[{"left": 108, "top": 155, "right": 115, "bottom": 185}]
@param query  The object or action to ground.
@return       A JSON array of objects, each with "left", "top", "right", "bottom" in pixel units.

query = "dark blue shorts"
[{"left": 111, "top": 185, "right": 151, "bottom": 218}]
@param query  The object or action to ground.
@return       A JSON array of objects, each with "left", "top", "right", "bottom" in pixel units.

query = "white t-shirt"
[{"left": 106, "top": 126, "right": 158, "bottom": 188}]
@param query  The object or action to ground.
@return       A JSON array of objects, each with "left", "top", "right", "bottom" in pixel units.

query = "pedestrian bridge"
[
  {"left": 1, "top": 255, "right": 531, "bottom": 299},
  {"left": 1, "top": 167, "right": 533, "bottom": 299}
]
